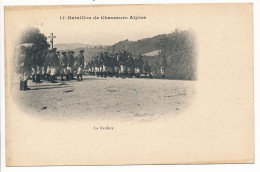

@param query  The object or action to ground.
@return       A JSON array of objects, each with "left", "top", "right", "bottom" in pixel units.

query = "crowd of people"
[
  {"left": 17, "top": 44, "right": 166, "bottom": 91},
  {"left": 85, "top": 50, "right": 154, "bottom": 78}
]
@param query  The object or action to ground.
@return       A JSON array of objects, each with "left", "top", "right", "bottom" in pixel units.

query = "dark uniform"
[
  {"left": 134, "top": 54, "right": 144, "bottom": 78},
  {"left": 119, "top": 51, "right": 127, "bottom": 78},
  {"left": 113, "top": 54, "right": 120, "bottom": 77},
  {"left": 48, "top": 48, "right": 60, "bottom": 83},
  {"left": 67, "top": 51, "right": 75, "bottom": 79},
  {"left": 75, "top": 50, "right": 84, "bottom": 81},
  {"left": 160, "top": 55, "right": 167, "bottom": 79},
  {"left": 126, "top": 55, "right": 135, "bottom": 78},
  {"left": 17, "top": 45, "right": 33, "bottom": 90},
  {"left": 60, "top": 52, "right": 69, "bottom": 81},
  {"left": 143, "top": 59, "right": 151, "bottom": 77},
  {"left": 35, "top": 50, "right": 46, "bottom": 82}
]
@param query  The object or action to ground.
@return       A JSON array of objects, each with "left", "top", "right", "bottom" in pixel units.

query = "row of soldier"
[
  {"left": 18, "top": 45, "right": 165, "bottom": 91},
  {"left": 85, "top": 50, "right": 153, "bottom": 78},
  {"left": 18, "top": 46, "right": 85, "bottom": 90}
]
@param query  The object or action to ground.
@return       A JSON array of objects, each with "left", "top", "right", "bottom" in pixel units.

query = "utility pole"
[{"left": 48, "top": 33, "right": 56, "bottom": 49}]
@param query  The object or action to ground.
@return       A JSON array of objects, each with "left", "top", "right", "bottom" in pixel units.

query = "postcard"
[{"left": 4, "top": 4, "right": 254, "bottom": 166}]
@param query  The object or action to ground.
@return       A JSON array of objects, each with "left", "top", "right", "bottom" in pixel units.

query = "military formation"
[
  {"left": 17, "top": 45, "right": 85, "bottom": 90},
  {"left": 17, "top": 44, "right": 165, "bottom": 91},
  {"left": 85, "top": 50, "right": 153, "bottom": 78}
]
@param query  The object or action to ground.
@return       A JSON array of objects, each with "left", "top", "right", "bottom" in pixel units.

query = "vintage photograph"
[
  {"left": 13, "top": 26, "right": 197, "bottom": 121},
  {"left": 4, "top": 4, "right": 254, "bottom": 166}
]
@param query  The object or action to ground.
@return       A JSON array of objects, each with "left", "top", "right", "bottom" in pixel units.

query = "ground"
[{"left": 13, "top": 75, "right": 196, "bottom": 122}]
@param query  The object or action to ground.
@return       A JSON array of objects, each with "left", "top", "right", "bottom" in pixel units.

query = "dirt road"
[{"left": 13, "top": 75, "right": 196, "bottom": 122}]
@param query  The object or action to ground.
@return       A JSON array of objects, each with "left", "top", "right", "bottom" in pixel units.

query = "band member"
[
  {"left": 119, "top": 50, "right": 127, "bottom": 78},
  {"left": 17, "top": 44, "right": 33, "bottom": 90},
  {"left": 48, "top": 48, "right": 60, "bottom": 83},
  {"left": 103, "top": 52, "right": 110, "bottom": 78},
  {"left": 60, "top": 51, "right": 68, "bottom": 81},
  {"left": 126, "top": 54, "right": 135, "bottom": 78},
  {"left": 94, "top": 56, "right": 100, "bottom": 77},
  {"left": 143, "top": 59, "right": 151, "bottom": 78},
  {"left": 45, "top": 50, "right": 52, "bottom": 81},
  {"left": 113, "top": 53, "right": 120, "bottom": 78},
  {"left": 67, "top": 51, "right": 75, "bottom": 79},
  {"left": 160, "top": 55, "right": 167, "bottom": 79},
  {"left": 31, "top": 48, "right": 37, "bottom": 82},
  {"left": 98, "top": 53, "right": 104, "bottom": 77},
  {"left": 75, "top": 50, "right": 85, "bottom": 81},
  {"left": 35, "top": 50, "right": 46, "bottom": 82},
  {"left": 134, "top": 53, "right": 144, "bottom": 78}
]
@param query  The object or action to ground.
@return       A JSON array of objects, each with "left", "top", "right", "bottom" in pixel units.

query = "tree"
[{"left": 19, "top": 27, "right": 49, "bottom": 52}]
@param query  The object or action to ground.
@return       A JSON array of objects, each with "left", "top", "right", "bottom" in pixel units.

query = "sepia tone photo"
[{"left": 5, "top": 4, "right": 254, "bottom": 166}]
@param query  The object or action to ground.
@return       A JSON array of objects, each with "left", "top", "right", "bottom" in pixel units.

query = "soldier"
[
  {"left": 60, "top": 51, "right": 68, "bottom": 81},
  {"left": 143, "top": 59, "right": 151, "bottom": 78},
  {"left": 17, "top": 44, "right": 33, "bottom": 90},
  {"left": 35, "top": 50, "right": 46, "bottom": 83},
  {"left": 98, "top": 53, "right": 104, "bottom": 77},
  {"left": 75, "top": 50, "right": 85, "bottom": 81},
  {"left": 126, "top": 54, "right": 135, "bottom": 78},
  {"left": 94, "top": 56, "right": 100, "bottom": 77},
  {"left": 108, "top": 54, "right": 115, "bottom": 77},
  {"left": 160, "top": 55, "right": 167, "bottom": 79},
  {"left": 113, "top": 53, "right": 120, "bottom": 78},
  {"left": 119, "top": 50, "right": 127, "bottom": 78},
  {"left": 67, "top": 51, "right": 75, "bottom": 80},
  {"left": 45, "top": 49, "right": 52, "bottom": 81},
  {"left": 103, "top": 52, "right": 110, "bottom": 78},
  {"left": 49, "top": 48, "right": 60, "bottom": 83},
  {"left": 31, "top": 48, "right": 37, "bottom": 82},
  {"left": 134, "top": 53, "right": 144, "bottom": 78}
]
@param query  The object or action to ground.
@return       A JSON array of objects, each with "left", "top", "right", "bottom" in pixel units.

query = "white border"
[{"left": 1, "top": 0, "right": 259, "bottom": 172}]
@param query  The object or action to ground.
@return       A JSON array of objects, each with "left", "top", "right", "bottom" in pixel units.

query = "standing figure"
[
  {"left": 49, "top": 48, "right": 60, "bottom": 83},
  {"left": 31, "top": 49, "right": 37, "bottom": 82},
  {"left": 67, "top": 51, "right": 75, "bottom": 80},
  {"left": 45, "top": 50, "right": 52, "bottom": 81},
  {"left": 143, "top": 59, "right": 151, "bottom": 78},
  {"left": 160, "top": 55, "right": 167, "bottom": 79},
  {"left": 126, "top": 54, "right": 135, "bottom": 78},
  {"left": 35, "top": 50, "right": 46, "bottom": 82},
  {"left": 119, "top": 50, "right": 127, "bottom": 78},
  {"left": 75, "top": 50, "right": 85, "bottom": 81},
  {"left": 113, "top": 53, "right": 120, "bottom": 78},
  {"left": 17, "top": 44, "right": 33, "bottom": 90},
  {"left": 60, "top": 51, "right": 68, "bottom": 81},
  {"left": 134, "top": 53, "right": 144, "bottom": 78},
  {"left": 103, "top": 52, "right": 110, "bottom": 78}
]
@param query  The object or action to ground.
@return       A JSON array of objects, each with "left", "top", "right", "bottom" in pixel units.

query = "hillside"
[
  {"left": 61, "top": 29, "right": 197, "bottom": 80},
  {"left": 55, "top": 43, "right": 107, "bottom": 50}
]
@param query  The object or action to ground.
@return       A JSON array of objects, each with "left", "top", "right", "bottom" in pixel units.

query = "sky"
[{"left": 16, "top": 5, "right": 191, "bottom": 45}]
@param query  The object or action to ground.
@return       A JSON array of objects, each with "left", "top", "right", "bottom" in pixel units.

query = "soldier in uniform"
[
  {"left": 126, "top": 54, "right": 135, "bottom": 78},
  {"left": 143, "top": 59, "right": 151, "bottom": 78},
  {"left": 160, "top": 55, "right": 167, "bottom": 79},
  {"left": 103, "top": 52, "right": 110, "bottom": 78},
  {"left": 75, "top": 50, "right": 85, "bottom": 81},
  {"left": 119, "top": 50, "right": 127, "bottom": 78},
  {"left": 60, "top": 51, "right": 68, "bottom": 81},
  {"left": 45, "top": 50, "right": 52, "bottom": 81},
  {"left": 35, "top": 50, "right": 46, "bottom": 83},
  {"left": 31, "top": 48, "right": 37, "bottom": 82},
  {"left": 113, "top": 53, "right": 120, "bottom": 78},
  {"left": 108, "top": 54, "right": 115, "bottom": 77},
  {"left": 17, "top": 44, "right": 33, "bottom": 90},
  {"left": 67, "top": 51, "right": 75, "bottom": 80},
  {"left": 94, "top": 56, "right": 100, "bottom": 77},
  {"left": 98, "top": 53, "right": 104, "bottom": 77},
  {"left": 134, "top": 53, "right": 144, "bottom": 78},
  {"left": 49, "top": 48, "right": 60, "bottom": 83}
]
